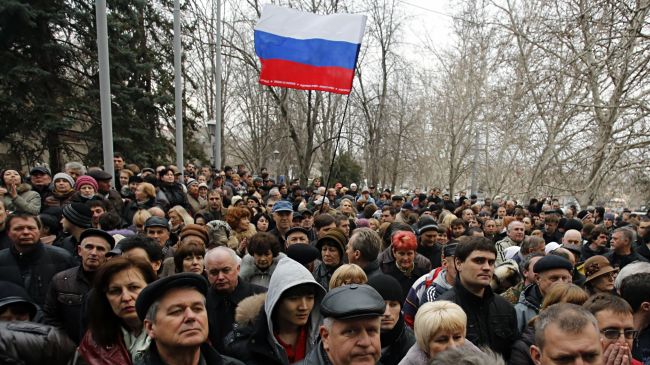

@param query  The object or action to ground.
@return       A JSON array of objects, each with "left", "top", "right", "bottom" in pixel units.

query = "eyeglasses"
[{"left": 600, "top": 329, "right": 638, "bottom": 340}]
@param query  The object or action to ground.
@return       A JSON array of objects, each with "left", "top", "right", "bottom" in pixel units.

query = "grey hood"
[{"left": 264, "top": 257, "right": 326, "bottom": 361}]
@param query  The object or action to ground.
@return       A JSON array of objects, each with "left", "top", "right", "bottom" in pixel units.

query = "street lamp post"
[
  {"left": 272, "top": 149, "right": 280, "bottom": 181},
  {"left": 207, "top": 120, "right": 218, "bottom": 169}
]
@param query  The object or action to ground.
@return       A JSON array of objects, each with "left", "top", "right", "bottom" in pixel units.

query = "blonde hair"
[
  {"left": 414, "top": 301, "right": 467, "bottom": 351},
  {"left": 133, "top": 209, "right": 152, "bottom": 229},
  {"left": 138, "top": 182, "right": 156, "bottom": 199},
  {"left": 441, "top": 214, "right": 458, "bottom": 229},
  {"left": 169, "top": 205, "right": 194, "bottom": 226},
  {"left": 329, "top": 264, "right": 368, "bottom": 289},
  {"left": 541, "top": 283, "right": 589, "bottom": 309}
]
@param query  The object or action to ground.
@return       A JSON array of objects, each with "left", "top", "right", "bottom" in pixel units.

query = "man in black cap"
[
  {"left": 87, "top": 168, "right": 124, "bottom": 214},
  {"left": 44, "top": 228, "right": 115, "bottom": 343},
  {"left": 367, "top": 274, "right": 415, "bottom": 365},
  {"left": 514, "top": 254, "right": 573, "bottom": 333},
  {"left": 0, "top": 212, "right": 74, "bottom": 306},
  {"left": 144, "top": 216, "right": 175, "bottom": 258},
  {"left": 436, "top": 236, "right": 518, "bottom": 359},
  {"left": 416, "top": 216, "right": 442, "bottom": 268},
  {"left": 297, "top": 284, "right": 385, "bottom": 365},
  {"left": 55, "top": 202, "right": 93, "bottom": 256},
  {"left": 29, "top": 166, "right": 53, "bottom": 207},
  {"left": 286, "top": 226, "right": 310, "bottom": 247},
  {"left": 136, "top": 273, "right": 243, "bottom": 365}
]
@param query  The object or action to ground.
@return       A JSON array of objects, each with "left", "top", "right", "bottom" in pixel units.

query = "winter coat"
[
  {"left": 495, "top": 236, "right": 519, "bottom": 267},
  {"left": 135, "top": 342, "right": 243, "bottom": 365},
  {"left": 364, "top": 259, "right": 383, "bottom": 281},
  {"left": 1, "top": 183, "right": 41, "bottom": 214},
  {"left": 380, "top": 317, "right": 415, "bottom": 365},
  {"left": 158, "top": 182, "right": 188, "bottom": 210},
  {"left": 76, "top": 330, "right": 134, "bottom": 365},
  {"left": 379, "top": 247, "right": 430, "bottom": 302},
  {"left": 581, "top": 244, "right": 609, "bottom": 261},
  {"left": 312, "top": 261, "right": 341, "bottom": 291},
  {"left": 604, "top": 250, "right": 649, "bottom": 270},
  {"left": 230, "top": 223, "right": 257, "bottom": 253},
  {"left": 417, "top": 243, "right": 443, "bottom": 270},
  {"left": 122, "top": 198, "right": 160, "bottom": 226},
  {"left": 295, "top": 342, "right": 332, "bottom": 365},
  {"left": 206, "top": 277, "right": 267, "bottom": 352},
  {"left": 43, "top": 265, "right": 93, "bottom": 343},
  {"left": 437, "top": 279, "right": 518, "bottom": 360},
  {"left": 0, "top": 242, "right": 75, "bottom": 306},
  {"left": 225, "top": 258, "right": 326, "bottom": 365},
  {"left": 240, "top": 252, "right": 286, "bottom": 288},
  {"left": 403, "top": 267, "right": 446, "bottom": 328},
  {"left": 44, "top": 188, "right": 76, "bottom": 208},
  {"left": 514, "top": 284, "right": 543, "bottom": 334},
  {"left": 509, "top": 324, "right": 535, "bottom": 365},
  {"left": 398, "top": 340, "right": 480, "bottom": 365},
  {"left": 0, "top": 321, "right": 76, "bottom": 365}
]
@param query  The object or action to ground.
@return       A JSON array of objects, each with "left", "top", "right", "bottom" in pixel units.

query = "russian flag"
[{"left": 254, "top": 5, "right": 367, "bottom": 95}]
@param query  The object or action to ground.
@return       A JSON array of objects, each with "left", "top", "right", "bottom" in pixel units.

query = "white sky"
[{"left": 399, "top": 0, "right": 454, "bottom": 61}]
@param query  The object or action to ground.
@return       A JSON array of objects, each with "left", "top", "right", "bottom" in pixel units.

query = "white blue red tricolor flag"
[{"left": 254, "top": 4, "right": 367, "bottom": 95}]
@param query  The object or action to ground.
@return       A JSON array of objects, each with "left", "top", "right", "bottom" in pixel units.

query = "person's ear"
[
  {"left": 641, "top": 301, "right": 650, "bottom": 313},
  {"left": 144, "top": 319, "right": 156, "bottom": 339},
  {"left": 151, "top": 260, "right": 162, "bottom": 272},
  {"left": 530, "top": 345, "right": 542, "bottom": 365},
  {"left": 320, "top": 326, "right": 330, "bottom": 351}
]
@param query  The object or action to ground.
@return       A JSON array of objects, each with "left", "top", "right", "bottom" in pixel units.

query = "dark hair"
[
  {"left": 589, "top": 226, "right": 607, "bottom": 243},
  {"left": 363, "top": 204, "right": 377, "bottom": 219},
  {"left": 314, "top": 213, "right": 336, "bottom": 230},
  {"left": 158, "top": 168, "right": 173, "bottom": 178},
  {"left": 118, "top": 235, "right": 163, "bottom": 262},
  {"left": 523, "top": 252, "right": 545, "bottom": 272},
  {"left": 98, "top": 212, "right": 122, "bottom": 231},
  {"left": 583, "top": 293, "right": 633, "bottom": 316},
  {"left": 247, "top": 232, "right": 281, "bottom": 257},
  {"left": 86, "top": 199, "right": 108, "bottom": 211},
  {"left": 5, "top": 212, "right": 41, "bottom": 231},
  {"left": 450, "top": 218, "right": 466, "bottom": 228},
  {"left": 173, "top": 242, "right": 206, "bottom": 272},
  {"left": 87, "top": 256, "right": 156, "bottom": 346},
  {"left": 620, "top": 273, "right": 650, "bottom": 311},
  {"left": 454, "top": 236, "right": 497, "bottom": 262}
]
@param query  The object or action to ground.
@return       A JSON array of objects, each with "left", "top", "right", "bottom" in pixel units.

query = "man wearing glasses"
[{"left": 584, "top": 293, "right": 643, "bottom": 365}]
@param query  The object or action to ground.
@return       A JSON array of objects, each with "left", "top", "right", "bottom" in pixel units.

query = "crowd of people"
[{"left": 0, "top": 155, "right": 649, "bottom": 365}]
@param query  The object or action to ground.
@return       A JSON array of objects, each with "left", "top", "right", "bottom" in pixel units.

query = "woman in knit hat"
[
  {"left": 70, "top": 175, "right": 103, "bottom": 204},
  {"left": 44, "top": 172, "right": 76, "bottom": 208},
  {"left": 313, "top": 228, "right": 348, "bottom": 290}
]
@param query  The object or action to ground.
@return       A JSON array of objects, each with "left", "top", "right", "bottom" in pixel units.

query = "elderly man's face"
[
  {"left": 30, "top": 172, "right": 51, "bottom": 187},
  {"left": 321, "top": 317, "right": 381, "bottom": 365},
  {"left": 286, "top": 232, "right": 309, "bottom": 246},
  {"left": 205, "top": 251, "right": 240, "bottom": 293},
  {"left": 145, "top": 288, "right": 208, "bottom": 349}
]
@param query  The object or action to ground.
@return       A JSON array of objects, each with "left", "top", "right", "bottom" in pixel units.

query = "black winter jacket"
[
  {"left": 135, "top": 342, "right": 244, "bottom": 365},
  {"left": 43, "top": 266, "right": 93, "bottom": 344},
  {"left": 509, "top": 324, "right": 535, "bottom": 365},
  {"left": 0, "top": 321, "right": 76, "bottom": 365},
  {"left": 158, "top": 182, "right": 188, "bottom": 210},
  {"left": 437, "top": 279, "right": 519, "bottom": 360},
  {"left": 0, "top": 243, "right": 75, "bottom": 306},
  {"left": 225, "top": 310, "right": 288, "bottom": 365},
  {"left": 380, "top": 317, "right": 415, "bottom": 365}
]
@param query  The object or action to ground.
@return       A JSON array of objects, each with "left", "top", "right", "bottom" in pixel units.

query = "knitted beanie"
[{"left": 75, "top": 175, "right": 98, "bottom": 192}]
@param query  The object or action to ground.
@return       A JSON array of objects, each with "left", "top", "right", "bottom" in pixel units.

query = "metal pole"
[
  {"left": 173, "top": 0, "right": 184, "bottom": 176},
  {"left": 96, "top": 0, "right": 114, "bottom": 184},
  {"left": 470, "top": 128, "right": 479, "bottom": 195},
  {"left": 214, "top": 0, "right": 222, "bottom": 170}
]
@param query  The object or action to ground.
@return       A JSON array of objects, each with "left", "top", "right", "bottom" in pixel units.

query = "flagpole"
[
  {"left": 173, "top": 0, "right": 184, "bottom": 176},
  {"left": 96, "top": 0, "right": 114, "bottom": 183},
  {"left": 214, "top": 0, "right": 222, "bottom": 170}
]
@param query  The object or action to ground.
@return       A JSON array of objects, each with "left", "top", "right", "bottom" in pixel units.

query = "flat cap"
[
  {"left": 135, "top": 273, "right": 208, "bottom": 320},
  {"left": 87, "top": 169, "right": 112, "bottom": 181},
  {"left": 180, "top": 224, "right": 209, "bottom": 243},
  {"left": 79, "top": 228, "right": 116, "bottom": 249},
  {"left": 144, "top": 216, "right": 169, "bottom": 229},
  {"left": 30, "top": 166, "right": 51, "bottom": 176},
  {"left": 443, "top": 243, "right": 458, "bottom": 257},
  {"left": 285, "top": 226, "right": 309, "bottom": 240},
  {"left": 320, "top": 284, "right": 385, "bottom": 320},
  {"left": 286, "top": 244, "right": 320, "bottom": 266},
  {"left": 533, "top": 255, "right": 573, "bottom": 274}
]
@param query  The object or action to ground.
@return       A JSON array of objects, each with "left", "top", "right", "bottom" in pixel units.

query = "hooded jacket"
[
  {"left": 514, "top": 283, "right": 543, "bottom": 334},
  {"left": 240, "top": 252, "right": 287, "bottom": 288},
  {"left": 0, "top": 321, "right": 76, "bottom": 365},
  {"left": 225, "top": 258, "right": 326, "bottom": 365}
]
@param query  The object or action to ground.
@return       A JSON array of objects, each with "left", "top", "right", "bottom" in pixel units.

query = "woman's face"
[
  {"left": 3, "top": 170, "right": 21, "bottom": 186},
  {"left": 592, "top": 272, "right": 616, "bottom": 293},
  {"left": 182, "top": 254, "right": 204, "bottom": 273},
  {"left": 197, "top": 175, "right": 207, "bottom": 184},
  {"left": 188, "top": 184, "right": 198, "bottom": 195},
  {"left": 256, "top": 216, "right": 269, "bottom": 232},
  {"left": 195, "top": 216, "right": 206, "bottom": 226},
  {"left": 254, "top": 250, "right": 273, "bottom": 270},
  {"left": 80, "top": 184, "right": 96, "bottom": 196},
  {"left": 198, "top": 187, "right": 208, "bottom": 197},
  {"left": 238, "top": 216, "right": 250, "bottom": 232},
  {"left": 106, "top": 268, "right": 147, "bottom": 325},
  {"left": 168, "top": 211, "right": 182, "bottom": 228},
  {"left": 55, "top": 178, "right": 72, "bottom": 192},
  {"left": 369, "top": 220, "right": 379, "bottom": 231},
  {"left": 135, "top": 185, "right": 147, "bottom": 201},
  {"left": 394, "top": 249, "right": 415, "bottom": 270},
  {"left": 321, "top": 245, "right": 341, "bottom": 266},
  {"left": 162, "top": 171, "right": 175, "bottom": 183},
  {"left": 119, "top": 172, "right": 129, "bottom": 187},
  {"left": 427, "top": 329, "right": 465, "bottom": 358},
  {"left": 340, "top": 201, "right": 353, "bottom": 213}
]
